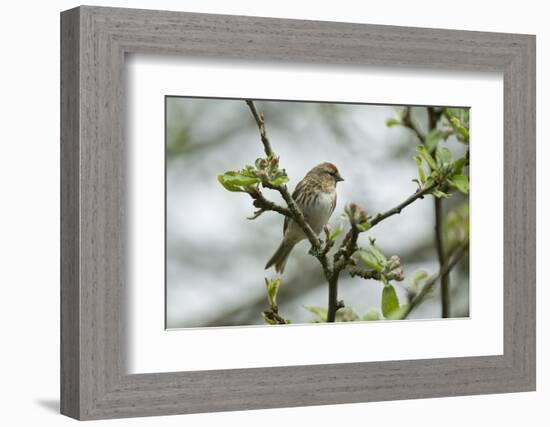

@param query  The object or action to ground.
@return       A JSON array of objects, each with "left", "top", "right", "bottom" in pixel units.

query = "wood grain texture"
[
  {"left": 60, "top": 7, "right": 80, "bottom": 419},
  {"left": 60, "top": 5, "right": 536, "bottom": 420}
]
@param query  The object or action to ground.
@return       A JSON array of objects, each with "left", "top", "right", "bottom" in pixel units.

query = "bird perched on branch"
[{"left": 265, "top": 162, "right": 344, "bottom": 274}]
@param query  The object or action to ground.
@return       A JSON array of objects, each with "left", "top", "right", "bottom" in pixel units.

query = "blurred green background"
[{"left": 166, "top": 97, "right": 469, "bottom": 328}]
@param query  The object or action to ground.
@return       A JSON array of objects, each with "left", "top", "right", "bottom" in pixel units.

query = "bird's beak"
[{"left": 335, "top": 173, "right": 344, "bottom": 182}]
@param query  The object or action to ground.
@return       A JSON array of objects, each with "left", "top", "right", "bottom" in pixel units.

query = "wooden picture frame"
[{"left": 60, "top": 5, "right": 536, "bottom": 420}]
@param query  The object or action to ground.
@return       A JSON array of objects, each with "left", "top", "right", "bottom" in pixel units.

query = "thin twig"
[
  {"left": 428, "top": 107, "right": 443, "bottom": 133},
  {"left": 321, "top": 227, "right": 335, "bottom": 257},
  {"left": 425, "top": 106, "right": 451, "bottom": 318},
  {"left": 435, "top": 197, "right": 450, "bottom": 317},
  {"left": 349, "top": 267, "right": 382, "bottom": 280},
  {"left": 246, "top": 100, "right": 321, "bottom": 251},
  {"left": 332, "top": 181, "right": 436, "bottom": 274},
  {"left": 399, "top": 239, "right": 469, "bottom": 319},
  {"left": 246, "top": 100, "right": 273, "bottom": 156},
  {"left": 402, "top": 107, "right": 425, "bottom": 143},
  {"left": 402, "top": 105, "right": 452, "bottom": 317},
  {"left": 333, "top": 224, "right": 359, "bottom": 274},
  {"left": 369, "top": 182, "right": 437, "bottom": 227},
  {"left": 247, "top": 187, "right": 292, "bottom": 219}
]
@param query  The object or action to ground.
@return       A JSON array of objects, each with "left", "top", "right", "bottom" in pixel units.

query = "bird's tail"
[{"left": 265, "top": 240, "right": 296, "bottom": 274}]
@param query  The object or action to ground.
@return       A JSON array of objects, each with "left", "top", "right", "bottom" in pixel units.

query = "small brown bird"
[{"left": 265, "top": 162, "right": 344, "bottom": 274}]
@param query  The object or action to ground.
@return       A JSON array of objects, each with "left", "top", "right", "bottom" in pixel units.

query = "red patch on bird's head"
[
  {"left": 325, "top": 162, "right": 338, "bottom": 173},
  {"left": 320, "top": 162, "right": 344, "bottom": 182}
]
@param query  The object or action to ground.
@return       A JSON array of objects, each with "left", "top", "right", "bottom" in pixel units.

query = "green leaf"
[
  {"left": 335, "top": 307, "right": 360, "bottom": 322},
  {"left": 359, "top": 250, "right": 382, "bottom": 271},
  {"left": 445, "top": 107, "right": 462, "bottom": 117},
  {"left": 329, "top": 223, "right": 344, "bottom": 240},
  {"left": 220, "top": 171, "right": 259, "bottom": 187},
  {"left": 411, "top": 270, "right": 429, "bottom": 286},
  {"left": 304, "top": 305, "right": 328, "bottom": 321},
  {"left": 217, "top": 174, "right": 246, "bottom": 192},
  {"left": 443, "top": 202, "right": 470, "bottom": 250},
  {"left": 356, "top": 222, "right": 371, "bottom": 232},
  {"left": 269, "top": 175, "right": 289, "bottom": 186},
  {"left": 369, "top": 239, "right": 388, "bottom": 265},
  {"left": 447, "top": 174, "right": 469, "bottom": 194},
  {"left": 425, "top": 129, "right": 443, "bottom": 152},
  {"left": 414, "top": 156, "right": 426, "bottom": 183},
  {"left": 381, "top": 284, "right": 400, "bottom": 318},
  {"left": 447, "top": 115, "right": 470, "bottom": 144},
  {"left": 386, "top": 118, "right": 402, "bottom": 127},
  {"left": 436, "top": 147, "right": 453, "bottom": 166},
  {"left": 240, "top": 166, "right": 258, "bottom": 178},
  {"left": 265, "top": 278, "right": 281, "bottom": 308},
  {"left": 416, "top": 145, "right": 438, "bottom": 171},
  {"left": 385, "top": 304, "right": 409, "bottom": 320},
  {"left": 452, "top": 157, "right": 467, "bottom": 176},
  {"left": 454, "top": 119, "right": 470, "bottom": 142},
  {"left": 432, "top": 189, "right": 450, "bottom": 199},
  {"left": 362, "top": 309, "right": 382, "bottom": 321}
]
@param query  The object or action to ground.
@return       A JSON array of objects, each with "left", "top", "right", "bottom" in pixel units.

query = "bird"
[{"left": 265, "top": 162, "right": 344, "bottom": 274}]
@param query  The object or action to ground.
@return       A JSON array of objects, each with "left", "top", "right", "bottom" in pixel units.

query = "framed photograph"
[{"left": 61, "top": 6, "right": 536, "bottom": 420}]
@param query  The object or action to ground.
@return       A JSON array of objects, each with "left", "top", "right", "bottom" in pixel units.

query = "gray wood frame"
[{"left": 60, "top": 5, "right": 536, "bottom": 420}]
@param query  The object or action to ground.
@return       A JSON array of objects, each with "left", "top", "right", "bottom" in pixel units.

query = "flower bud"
[
  {"left": 386, "top": 255, "right": 401, "bottom": 271},
  {"left": 393, "top": 268, "right": 405, "bottom": 281},
  {"left": 358, "top": 208, "right": 368, "bottom": 223}
]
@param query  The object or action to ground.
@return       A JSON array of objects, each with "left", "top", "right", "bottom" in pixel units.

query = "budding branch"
[
  {"left": 245, "top": 99, "right": 444, "bottom": 322},
  {"left": 399, "top": 239, "right": 469, "bottom": 319}
]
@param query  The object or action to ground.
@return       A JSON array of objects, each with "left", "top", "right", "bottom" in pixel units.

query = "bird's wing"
[
  {"left": 330, "top": 192, "right": 337, "bottom": 216},
  {"left": 283, "top": 178, "right": 307, "bottom": 235},
  {"left": 283, "top": 214, "right": 289, "bottom": 235}
]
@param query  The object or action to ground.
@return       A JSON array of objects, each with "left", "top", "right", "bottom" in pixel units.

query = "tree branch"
[
  {"left": 425, "top": 106, "right": 451, "bottom": 318},
  {"left": 333, "top": 223, "right": 359, "bottom": 274},
  {"left": 246, "top": 100, "right": 273, "bottom": 157},
  {"left": 244, "top": 100, "right": 449, "bottom": 325},
  {"left": 246, "top": 100, "right": 342, "bottom": 320},
  {"left": 349, "top": 267, "right": 382, "bottom": 280},
  {"left": 428, "top": 107, "right": 443, "bottom": 132},
  {"left": 246, "top": 100, "right": 322, "bottom": 251},
  {"left": 400, "top": 239, "right": 468, "bottom": 319},
  {"left": 327, "top": 275, "right": 341, "bottom": 322},
  {"left": 321, "top": 226, "right": 336, "bottom": 257},
  {"left": 402, "top": 105, "right": 452, "bottom": 317},
  {"left": 329, "top": 182, "right": 435, "bottom": 318},
  {"left": 246, "top": 187, "right": 292, "bottom": 219},
  {"left": 435, "top": 197, "right": 450, "bottom": 317},
  {"left": 402, "top": 107, "right": 425, "bottom": 143},
  {"left": 332, "top": 182, "right": 436, "bottom": 276},
  {"left": 369, "top": 182, "right": 437, "bottom": 228}
]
